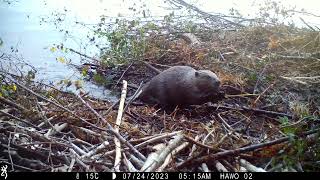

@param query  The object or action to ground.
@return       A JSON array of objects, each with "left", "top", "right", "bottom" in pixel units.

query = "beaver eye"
[{"left": 195, "top": 71, "right": 199, "bottom": 77}]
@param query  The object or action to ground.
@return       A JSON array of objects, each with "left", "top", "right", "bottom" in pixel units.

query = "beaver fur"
[{"left": 137, "top": 66, "right": 221, "bottom": 109}]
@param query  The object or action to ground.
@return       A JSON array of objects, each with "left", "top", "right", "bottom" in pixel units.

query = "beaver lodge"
[{"left": 0, "top": 0, "right": 320, "bottom": 172}]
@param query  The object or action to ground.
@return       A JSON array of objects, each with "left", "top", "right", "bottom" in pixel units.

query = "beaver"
[{"left": 137, "top": 66, "right": 221, "bottom": 109}]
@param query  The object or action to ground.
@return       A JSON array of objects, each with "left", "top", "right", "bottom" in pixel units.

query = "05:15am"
[{"left": 179, "top": 173, "right": 211, "bottom": 180}]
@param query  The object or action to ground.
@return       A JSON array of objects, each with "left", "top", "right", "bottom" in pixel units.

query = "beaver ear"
[{"left": 195, "top": 71, "right": 199, "bottom": 77}]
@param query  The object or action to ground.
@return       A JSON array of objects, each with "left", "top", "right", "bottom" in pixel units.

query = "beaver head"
[{"left": 194, "top": 70, "right": 220, "bottom": 94}]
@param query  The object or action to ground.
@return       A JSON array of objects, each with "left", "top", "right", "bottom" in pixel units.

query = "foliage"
[{"left": 0, "top": 77, "right": 17, "bottom": 97}]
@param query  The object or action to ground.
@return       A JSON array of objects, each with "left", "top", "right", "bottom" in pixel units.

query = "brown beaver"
[{"left": 137, "top": 66, "right": 221, "bottom": 109}]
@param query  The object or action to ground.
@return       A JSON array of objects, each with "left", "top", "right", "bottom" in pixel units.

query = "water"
[{"left": 0, "top": 0, "right": 116, "bottom": 100}]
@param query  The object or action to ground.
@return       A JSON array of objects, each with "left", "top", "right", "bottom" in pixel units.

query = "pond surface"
[{"left": 0, "top": 0, "right": 117, "bottom": 100}]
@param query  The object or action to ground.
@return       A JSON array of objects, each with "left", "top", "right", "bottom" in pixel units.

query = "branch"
[
  {"left": 211, "top": 104, "right": 292, "bottom": 119},
  {"left": 168, "top": 0, "right": 245, "bottom": 28},
  {"left": 114, "top": 80, "right": 128, "bottom": 171}
]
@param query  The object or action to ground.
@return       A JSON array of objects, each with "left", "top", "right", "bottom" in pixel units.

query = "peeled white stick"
[
  {"left": 140, "top": 152, "right": 161, "bottom": 172},
  {"left": 114, "top": 80, "right": 128, "bottom": 172},
  {"left": 44, "top": 123, "right": 68, "bottom": 138},
  {"left": 123, "top": 153, "right": 138, "bottom": 172},
  {"left": 240, "top": 159, "right": 266, "bottom": 172},
  {"left": 201, "top": 163, "right": 210, "bottom": 172},
  {"left": 157, "top": 141, "right": 189, "bottom": 171},
  {"left": 82, "top": 141, "right": 110, "bottom": 158},
  {"left": 143, "top": 133, "right": 184, "bottom": 172},
  {"left": 215, "top": 161, "right": 228, "bottom": 172}
]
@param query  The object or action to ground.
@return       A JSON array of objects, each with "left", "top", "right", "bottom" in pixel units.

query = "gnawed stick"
[
  {"left": 130, "top": 131, "right": 182, "bottom": 144},
  {"left": 240, "top": 159, "right": 266, "bottom": 172},
  {"left": 157, "top": 140, "right": 189, "bottom": 171},
  {"left": 135, "top": 131, "right": 182, "bottom": 148},
  {"left": 188, "top": 135, "right": 201, "bottom": 157},
  {"left": 201, "top": 163, "right": 210, "bottom": 172},
  {"left": 123, "top": 153, "right": 138, "bottom": 172},
  {"left": 215, "top": 161, "right": 228, "bottom": 172},
  {"left": 114, "top": 80, "right": 128, "bottom": 172},
  {"left": 82, "top": 141, "right": 110, "bottom": 158},
  {"left": 143, "top": 133, "right": 184, "bottom": 172}
]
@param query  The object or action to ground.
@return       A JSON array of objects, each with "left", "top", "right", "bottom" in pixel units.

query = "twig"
[
  {"left": 69, "top": 149, "right": 90, "bottom": 171},
  {"left": 139, "top": 60, "right": 162, "bottom": 74},
  {"left": 75, "top": 94, "right": 108, "bottom": 124},
  {"left": 253, "top": 64, "right": 269, "bottom": 94},
  {"left": 123, "top": 82, "right": 144, "bottom": 112},
  {"left": 253, "top": 82, "right": 274, "bottom": 106},
  {"left": 75, "top": 92, "right": 146, "bottom": 161},
  {"left": 114, "top": 80, "right": 128, "bottom": 172},
  {"left": 71, "top": 143, "right": 87, "bottom": 156},
  {"left": 225, "top": 94, "right": 258, "bottom": 98},
  {"left": 8, "top": 132, "right": 14, "bottom": 171},
  {"left": 67, "top": 157, "right": 76, "bottom": 172},
  {"left": 130, "top": 131, "right": 182, "bottom": 144},
  {"left": 217, "top": 113, "right": 233, "bottom": 130},
  {"left": 44, "top": 123, "right": 68, "bottom": 138},
  {"left": 135, "top": 131, "right": 182, "bottom": 149},
  {"left": 213, "top": 130, "right": 237, "bottom": 149},
  {"left": 83, "top": 141, "right": 110, "bottom": 158},
  {"left": 69, "top": 48, "right": 100, "bottom": 62},
  {"left": 299, "top": 17, "right": 316, "bottom": 31},
  {"left": 168, "top": 0, "right": 244, "bottom": 27},
  {"left": 183, "top": 135, "right": 219, "bottom": 151},
  {"left": 188, "top": 135, "right": 201, "bottom": 157},
  {"left": 116, "top": 63, "right": 133, "bottom": 85},
  {"left": 280, "top": 76, "right": 308, "bottom": 85}
]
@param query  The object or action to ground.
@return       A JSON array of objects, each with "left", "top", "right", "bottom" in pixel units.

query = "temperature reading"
[{"left": 86, "top": 173, "right": 99, "bottom": 180}]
